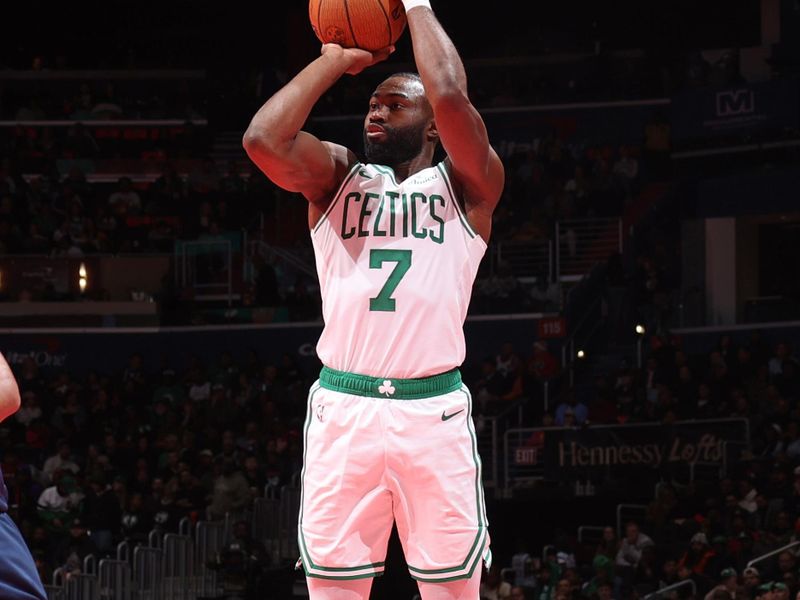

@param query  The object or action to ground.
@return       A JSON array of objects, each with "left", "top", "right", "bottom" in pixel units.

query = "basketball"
[{"left": 309, "top": 0, "right": 407, "bottom": 52}]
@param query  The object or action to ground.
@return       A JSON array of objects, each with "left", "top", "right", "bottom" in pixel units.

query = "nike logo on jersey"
[{"left": 441, "top": 409, "right": 464, "bottom": 421}]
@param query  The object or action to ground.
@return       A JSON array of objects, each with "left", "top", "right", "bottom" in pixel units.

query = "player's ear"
[{"left": 426, "top": 119, "right": 439, "bottom": 143}]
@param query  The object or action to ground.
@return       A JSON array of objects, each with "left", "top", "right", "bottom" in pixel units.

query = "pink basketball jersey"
[{"left": 310, "top": 161, "right": 486, "bottom": 379}]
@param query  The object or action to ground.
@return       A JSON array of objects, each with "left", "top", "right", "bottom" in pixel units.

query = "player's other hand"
[{"left": 321, "top": 43, "right": 395, "bottom": 75}]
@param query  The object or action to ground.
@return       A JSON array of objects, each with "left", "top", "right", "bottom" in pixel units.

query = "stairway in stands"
[
  {"left": 557, "top": 218, "right": 622, "bottom": 280},
  {"left": 564, "top": 180, "right": 673, "bottom": 398}
]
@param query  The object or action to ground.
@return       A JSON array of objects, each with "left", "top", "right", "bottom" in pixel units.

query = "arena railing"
[
  {"left": 195, "top": 520, "right": 225, "bottom": 598},
  {"left": 643, "top": 578, "right": 696, "bottom": 599},
  {"left": 556, "top": 218, "right": 622, "bottom": 282},
  {"left": 162, "top": 533, "right": 195, "bottom": 600},
  {"left": 577, "top": 525, "right": 606, "bottom": 547},
  {"left": 98, "top": 556, "right": 132, "bottom": 600},
  {"left": 746, "top": 541, "right": 800, "bottom": 570},
  {"left": 174, "top": 239, "right": 235, "bottom": 305},
  {"left": 475, "top": 396, "right": 528, "bottom": 493},
  {"left": 490, "top": 239, "right": 552, "bottom": 280}
]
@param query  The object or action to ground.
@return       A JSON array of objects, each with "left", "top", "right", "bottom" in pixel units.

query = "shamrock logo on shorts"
[{"left": 378, "top": 380, "right": 395, "bottom": 396}]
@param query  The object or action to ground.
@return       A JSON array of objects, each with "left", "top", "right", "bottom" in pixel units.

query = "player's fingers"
[{"left": 372, "top": 45, "right": 395, "bottom": 64}]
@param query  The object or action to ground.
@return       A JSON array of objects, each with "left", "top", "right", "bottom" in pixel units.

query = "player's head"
[{"left": 363, "top": 72, "right": 437, "bottom": 166}]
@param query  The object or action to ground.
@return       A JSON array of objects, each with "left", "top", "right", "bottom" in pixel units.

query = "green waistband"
[{"left": 319, "top": 366, "right": 462, "bottom": 400}]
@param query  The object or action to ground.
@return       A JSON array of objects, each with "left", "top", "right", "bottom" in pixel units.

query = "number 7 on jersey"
[{"left": 369, "top": 249, "right": 412, "bottom": 312}]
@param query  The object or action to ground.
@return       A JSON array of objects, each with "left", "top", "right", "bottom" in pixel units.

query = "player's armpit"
[{"left": 244, "top": 131, "right": 356, "bottom": 206}]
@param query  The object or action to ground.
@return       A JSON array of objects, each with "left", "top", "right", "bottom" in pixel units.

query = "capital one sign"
[{"left": 716, "top": 89, "right": 755, "bottom": 117}]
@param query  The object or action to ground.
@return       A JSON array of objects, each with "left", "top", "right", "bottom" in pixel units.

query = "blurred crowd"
[
  {"left": 0, "top": 349, "right": 310, "bottom": 585},
  {"left": 478, "top": 330, "right": 800, "bottom": 600},
  {"left": 3, "top": 80, "right": 206, "bottom": 122},
  {"left": 0, "top": 160, "right": 285, "bottom": 257},
  {"left": 5, "top": 322, "right": 798, "bottom": 598}
]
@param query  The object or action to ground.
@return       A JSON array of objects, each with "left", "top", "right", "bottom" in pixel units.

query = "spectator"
[
  {"left": 707, "top": 535, "right": 736, "bottom": 577},
  {"left": 531, "top": 564, "right": 554, "bottom": 600},
  {"left": 37, "top": 473, "right": 83, "bottom": 535},
  {"left": 496, "top": 342, "right": 522, "bottom": 380},
  {"left": 477, "top": 260, "right": 526, "bottom": 313},
  {"left": 509, "top": 586, "right": 528, "bottom": 600},
  {"left": 554, "top": 389, "right": 589, "bottom": 427},
  {"left": 611, "top": 145, "right": 639, "bottom": 200},
  {"left": 776, "top": 551, "right": 798, "bottom": 584},
  {"left": 633, "top": 544, "right": 661, "bottom": 594},
  {"left": 772, "top": 582, "right": 790, "bottom": 600},
  {"left": 42, "top": 439, "right": 80, "bottom": 484},
  {"left": 582, "top": 554, "right": 614, "bottom": 597},
  {"left": 209, "top": 519, "right": 270, "bottom": 598},
  {"left": 207, "top": 458, "right": 252, "bottom": 520},
  {"left": 591, "top": 580, "right": 613, "bottom": 600},
  {"left": 677, "top": 532, "right": 716, "bottom": 594},
  {"left": 53, "top": 517, "right": 97, "bottom": 581},
  {"left": 615, "top": 521, "right": 655, "bottom": 597},
  {"left": 480, "top": 563, "right": 512, "bottom": 600},
  {"left": 82, "top": 472, "right": 121, "bottom": 555},
  {"left": 529, "top": 276, "right": 562, "bottom": 312},
  {"left": 595, "top": 526, "right": 619, "bottom": 561},
  {"left": 107, "top": 177, "right": 142, "bottom": 217},
  {"left": 742, "top": 566, "right": 761, "bottom": 597},
  {"left": 188, "top": 157, "right": 221, "bottom": 198},
  {"left": 510, "top": 544, "right": 538, "bottom": 589},
  {"left": 474, "top": 356, "right": 515, "bottom": 416},
  {"left": 704, "top": 568, "right": 746, "bottom": 600},
  {"left": 120, "top": 492, "right": 152, "bottom": 545},
  {"left": 14, "top": 390, "right": 43, "bottom": 427},
  {"left": 530, "top": 341, "right": 560, "bottom": 382}
]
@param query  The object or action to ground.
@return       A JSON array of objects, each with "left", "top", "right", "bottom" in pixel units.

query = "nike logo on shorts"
[{"left": 441, "top": 409, "right": 464, "bottom": 421}]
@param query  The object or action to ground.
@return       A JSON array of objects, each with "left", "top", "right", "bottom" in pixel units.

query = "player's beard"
[{"left": 363, "top": 121, "right": 427, "bottom": 166}]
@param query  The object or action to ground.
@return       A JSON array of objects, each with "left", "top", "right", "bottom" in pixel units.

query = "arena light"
[{"left": 78, "top": 263, "right": 88, "bottom": 293}]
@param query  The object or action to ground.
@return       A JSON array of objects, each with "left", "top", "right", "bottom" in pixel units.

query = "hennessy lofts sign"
[
  {"left": 558, "top": 433, "right": 724, "bottom": 468},
  {"left": 543, "top": 419, "right": 749, "bottom": 480},
  {"left": 504, "top": 419, "right": 750, "bottom": 484}
]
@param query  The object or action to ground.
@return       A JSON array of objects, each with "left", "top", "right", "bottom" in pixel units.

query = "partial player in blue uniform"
[{"left": 0, "top": 352, "right": 47, "bottom": 600}]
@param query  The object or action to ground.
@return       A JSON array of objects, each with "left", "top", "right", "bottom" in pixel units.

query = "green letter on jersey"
[{"left": 369, "top": 249, "right": 412, "bottom": 312}]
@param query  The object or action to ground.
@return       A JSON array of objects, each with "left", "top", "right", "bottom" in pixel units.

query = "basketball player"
[
  {"left": 243, "top": 0, "right": 504, "bottom": 598},
  {"left": 0, "top": 353, "right": 47, "bottom": 600}
]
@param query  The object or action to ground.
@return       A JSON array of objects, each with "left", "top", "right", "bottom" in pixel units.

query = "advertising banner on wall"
[
  {"left": 506, "top": 419, "right": 749, "bottom": 485},
  {"left": 671, "top": 78, "right": 800, "bottom": 144},
  {"left": 0, "top": 315, "right": 553, "bottom": 378}
]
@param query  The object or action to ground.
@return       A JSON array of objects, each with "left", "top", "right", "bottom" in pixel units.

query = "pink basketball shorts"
[{"left": 297, "top": 366, "right": 491, "bottom": 582}]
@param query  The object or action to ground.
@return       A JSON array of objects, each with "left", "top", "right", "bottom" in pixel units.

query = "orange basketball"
[{"left": 309, "top": 0, "right": 407, "bottom": 52}]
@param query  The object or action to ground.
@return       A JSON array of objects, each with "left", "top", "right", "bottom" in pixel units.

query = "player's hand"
[{"left": 321, "top": 43, "right": 395, "bottom": 75}]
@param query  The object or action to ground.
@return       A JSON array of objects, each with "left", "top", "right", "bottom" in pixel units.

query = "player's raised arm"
[
  {"left": 402, "top": 1, "right": 504, "bottom": 230},
  {"left": 242, "top": 44, "right": 393, "bottom": 208},
  {"left": 0, "top": 353, "right": 21, "bottom": 423}
]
